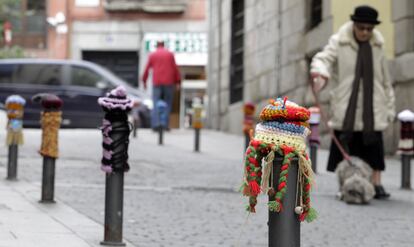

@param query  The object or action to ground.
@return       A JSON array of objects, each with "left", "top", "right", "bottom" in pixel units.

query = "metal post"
[
  {"left": 40, "top": 157, "right": 56, "bottom": 203},
  {"left": 268, "top": 155, "right": 300, "bottom": 247},
  {"left": 156, "top": 100, "right": 168, "bottom": 146},
  {"left": 310, "top": 144, "right": 317, "bottom": 174},
  {"left": 99, "top": 86, "right": 131, "bottom": 246},
  {"left": 101, "top": 172, "right": 125, "bottom": 246},
  {"left": 194, "top": 128, "right": 200, "bottom": 152},
  {"left": 245, "top": 133, "right": 250, "bottom": 151},
  {"left": 401, "top": 155, "right": 411, "bottom": 189},
  {"left": 158, "top": 127, "right": 164, "bottom": 145},
  {"left": 133, "top": 124, "right": 137, "bottom": 138},
  {"left": 308, "top": 107, "right": 320, "bottom": 174},
  {"left": 7, "top": 144, "right": 18, "bottom": 180},
  {"left": 101, "top": 120, "right": 128, "bottom": 246}
]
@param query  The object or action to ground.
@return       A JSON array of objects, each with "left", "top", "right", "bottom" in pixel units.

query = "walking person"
[
  {"left": 142, "top": 40, "right": 181, "bottom": 130},
  {"left": 310, "top": 5, "right": 395, "bottom": 199}
]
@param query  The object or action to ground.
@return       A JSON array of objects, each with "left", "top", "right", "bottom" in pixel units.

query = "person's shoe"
[{"left": 374, "top": 185, "right": 390, "bottom": 199}]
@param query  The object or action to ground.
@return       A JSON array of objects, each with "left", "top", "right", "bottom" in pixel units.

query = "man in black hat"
[{"left": 310, "top": 5, "right": 396, "bottom": 199}]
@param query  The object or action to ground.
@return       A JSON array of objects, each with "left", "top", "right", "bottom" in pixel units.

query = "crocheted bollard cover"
[
  {"left": 31, "top": 94, "right": 63, "bottom": 158},
  {"left": 98, "top": 86, "right": 133, "bottom": 173},
  {"left": 241, "top": 97, "right": 317, "bottom": 223},
  {"left": 5, "top": 95, "right": 26, "bottom": 146}
]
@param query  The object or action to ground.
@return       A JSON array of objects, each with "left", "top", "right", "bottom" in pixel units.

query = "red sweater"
[{"left": 142, "top": 47, "right": 181, "bottom": 87}]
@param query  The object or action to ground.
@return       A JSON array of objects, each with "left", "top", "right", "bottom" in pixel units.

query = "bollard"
[
  {"left": 308, "top": 107, "right": 320, "bottom": 174},
  {"left": 192, "top": 97, "right": 203, "bottom": 152},
  {"left": 156, "top": 100, "right": 168, "bottom": 145},
  {"left": 7, "top": 144, "right": 18, "bottom": 180},
  {"left": 32, "top": 93, "right": 62, "bottom": 203},
  {"left": 131, "top": 99, "right": 140, "bottom": 138},
  {"left": 243, "top": 102, "right": 255, "bottom": 151},
  {"left": 5, "top": 95, "right": 26, "bottom": 180},
  {"left": 98, "top": 86, "right": 132, "bottom": 246},
  {"left": 241, "top": 97, "right": 317, "bottom": 247},
  {"left": 269, "top": 155, "right": 300, "bottom": 247},
  {"left": 397, "top": 110, "right": 414, "bottom": 190}
]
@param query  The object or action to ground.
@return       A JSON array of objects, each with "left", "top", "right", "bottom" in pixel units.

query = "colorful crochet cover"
[
  {"left": 241, "top": 97, "right": 317, "bottom": 222},
  {"left": 5, "top": 95, "right": 26, "bottom": 146}
]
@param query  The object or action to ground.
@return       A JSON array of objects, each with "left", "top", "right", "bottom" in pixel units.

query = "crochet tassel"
[
  {"left": 248, "top": 180, "right": 261, "bottom": 196},
  {"left": 268, "top": 200, "right": 282, "bottom": 212},
  {"left": 305, "top": 207, "right": 318, "bottom": 222}
]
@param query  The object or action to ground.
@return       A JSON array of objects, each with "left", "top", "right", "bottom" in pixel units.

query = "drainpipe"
[
  {"left": 216, "top": 0, "right": 222, "bottom": 130},
  {"left": 276, "top": 0, "right": 283, "bottom": 96}
]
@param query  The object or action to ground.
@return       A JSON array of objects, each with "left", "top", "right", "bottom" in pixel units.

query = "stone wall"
[{"left": 207, "top": 0, "right": 332, "bottom": 135}]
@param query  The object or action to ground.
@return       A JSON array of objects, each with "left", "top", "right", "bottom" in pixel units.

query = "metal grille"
[{"left": 229, "top": 0, "right": 244, "bottom": 104}]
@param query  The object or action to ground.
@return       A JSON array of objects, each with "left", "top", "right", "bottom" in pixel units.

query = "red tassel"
[
  {"left": 250, "top": 204, "right": 256, "bottom": 213},
  {"left": 249, "top": 180, "right": 261, "bottom": 196},
  {"left": 299, "top": 212, "right": 307, "bottom": 222}
]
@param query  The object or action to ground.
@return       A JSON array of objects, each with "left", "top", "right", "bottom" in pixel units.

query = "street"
[{"left": 0, "top": 128, "right": 413, "bottom": 247}]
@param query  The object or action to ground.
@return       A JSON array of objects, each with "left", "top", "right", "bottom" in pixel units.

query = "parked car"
[{"left": 0, "top": 58, "right": 151, "bottom": 128}]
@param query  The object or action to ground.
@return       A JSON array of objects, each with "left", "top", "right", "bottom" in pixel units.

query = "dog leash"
[{"left": 310, "top": 77, "right": 353, "bottom": 166}]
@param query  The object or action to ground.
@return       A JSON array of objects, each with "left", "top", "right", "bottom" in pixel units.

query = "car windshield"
[{"left": 91, "top": 63, "right": 147, "bottom": 98}]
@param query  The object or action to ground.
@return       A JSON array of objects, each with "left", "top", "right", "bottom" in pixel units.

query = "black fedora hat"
[{"left": 350, "top": 5, "right": 381, "bottom": 25}]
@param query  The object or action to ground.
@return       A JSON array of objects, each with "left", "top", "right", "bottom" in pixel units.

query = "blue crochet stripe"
[{"left": 260, "top": 121, "right": 306, "bottom": 134}]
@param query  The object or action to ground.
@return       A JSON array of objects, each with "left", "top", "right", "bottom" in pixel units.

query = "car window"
[
  {"left": 0, "top": 64, "right": 17, "bottom": 83},
  {"left": 70, "top": 66, "right": 103, "bottom": 88},
  {"left": 15, "top": 64, "right": 62, "bottom": 85}
]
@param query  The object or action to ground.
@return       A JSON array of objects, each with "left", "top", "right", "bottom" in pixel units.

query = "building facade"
[
  {"left": 2, "top": 0, "right": 207, "bottom": 128},
  {"left": 207, "top": 0, "right": 406, "bottom": 153}
]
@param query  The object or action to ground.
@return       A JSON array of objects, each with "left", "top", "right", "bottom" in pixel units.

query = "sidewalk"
[
  {"left": 0, "top": 168, "right": 135, "bottom": 247},
  {"left": 0, "top": 127, "right": 412, "bottom": 246}
]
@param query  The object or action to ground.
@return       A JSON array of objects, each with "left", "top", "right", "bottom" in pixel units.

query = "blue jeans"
[{"left": 152, "top": 85, "right": 175, "bottom": 128}]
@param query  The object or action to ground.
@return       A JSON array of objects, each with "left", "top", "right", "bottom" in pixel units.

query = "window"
[
  {"left": 71, "top": 66, "right": 103, "bottom": 88},
  {"left": 309, "top": 0, "right": 322, "bottom": 29},
  {"left": 229, "top": 0, "right": 244, "bottom": 104},
  {"left": 0, "top": 64, "right": 17, "bottom": 83},
  {"left": 0, "top": 0, "right": 47, "bottom": 48},
  {"left": 14, "top": 64, "right": 62, "bottom": 85}
]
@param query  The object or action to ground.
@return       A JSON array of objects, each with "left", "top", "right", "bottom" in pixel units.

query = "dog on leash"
[{"left": 336, "top": 157, "right": 375, "bottom": 204}]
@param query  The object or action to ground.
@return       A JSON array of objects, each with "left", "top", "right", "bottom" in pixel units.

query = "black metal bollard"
[
  {"left": 308, "top": 107, "right": 320, "bottom": 174},
  {"left": 41, "top": 157, "right": 56, "bottom": 202},
  {"left": 397, "top": 110, "right": 414, "bottom": 190},
  {"left": 7, "top": 144, "right": 18, "bottom": 180},
  {"left": 401, "top": 155, "right": 411, "bottom": 189},
  {"left": 102, "top": 122, "right": 129, "bottom": 246},
  {"left": 156, "top": 100, "right": 168, "bottom": 146},
  {"left": 309, "top": 143, "right": 318, "bottom": 174},
  {"left": 194, "top": 128, "right": 200, "bottom": 152},
  {"left": 268, "top": 155, "right": 300, "bottom": 247},
  {"left": 99, "top": 86, "right": 132, "bottom": 246},
  {"left": 32, "top": 93, "right": 62, "bottom": 203},
  {"left": 158, "top": 127, "right": 164, "bottom": 145},
  {"left": 244, "top": 133, "right": 250, "bottom": 151}
]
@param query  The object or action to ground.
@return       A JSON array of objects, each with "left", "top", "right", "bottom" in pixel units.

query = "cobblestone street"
[{"left": 1, "top": 128, "right": 413, "bottom": 246}]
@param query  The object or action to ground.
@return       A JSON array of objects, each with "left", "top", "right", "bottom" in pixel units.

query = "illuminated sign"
[{"left": 144, "top": 32, "right": 207, "bottom": 53}]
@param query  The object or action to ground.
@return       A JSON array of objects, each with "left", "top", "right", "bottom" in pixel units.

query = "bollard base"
[
  {"left": 6, "top": 177, "right": 18, "bottom": 181},
  {"left": 39, "top": 199, "right": 56, "bottom": 204},
  {"left": 100, "top": 241, "right": 126, "bottom": 246},
  {"left": 401, "top": 154, "right": 412, "bottom": 190}
]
